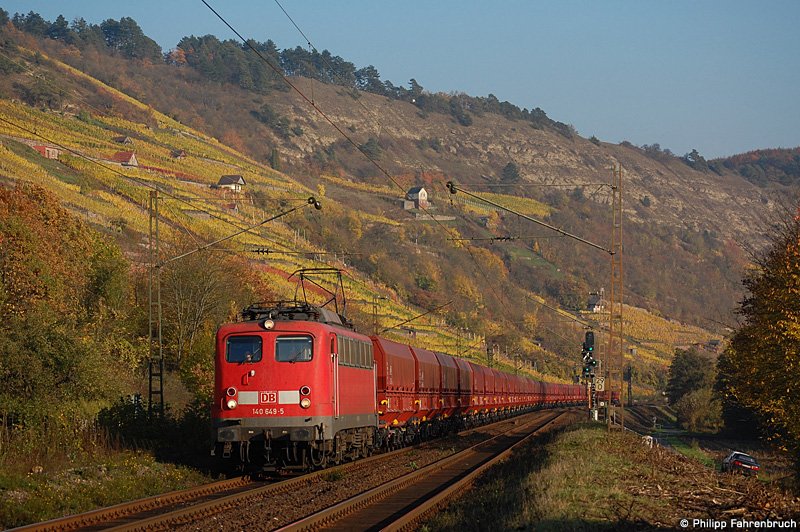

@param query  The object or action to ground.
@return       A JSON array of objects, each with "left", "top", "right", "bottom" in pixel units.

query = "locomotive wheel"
[{"left": 311, "top": 447, "right": 327, "bottom": 469}]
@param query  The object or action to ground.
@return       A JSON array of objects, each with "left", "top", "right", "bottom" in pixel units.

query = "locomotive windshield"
[
  {"left": 226, "top": 335, "right": 262, "bottom": 363},
  {"left": 276, "top": 336, "right": 313, "bottom": 363}
]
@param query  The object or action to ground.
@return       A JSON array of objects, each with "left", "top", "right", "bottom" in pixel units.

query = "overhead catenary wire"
[
  {"left": 264, "top": 1, "right": 551, "bottom": 324},
  {"left": 4, "top": 14, "right": 529, "bottom": 368},
  {"left": 0, "top": 41, "right": 322, "bottom": 255},
  {"left": 446, "top": 181, "right": 613, "bottom": 255},
  {"left": 447, "top": 234, "right": 567, "bottom": 242},
  {"left": 201, "top": 0, "right": 518, "bottom": 321},
  {"left": 458, "top": 182, "right": 613, "bottom": 189},
  {"left": 0, "top": 112, "right": 323, "bottom": 261},
  {"left": 271, "top": 0, "right": 391, "bottom": 137}
]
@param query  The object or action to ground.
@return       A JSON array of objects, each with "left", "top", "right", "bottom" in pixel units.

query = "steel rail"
[
  {"left": 276, "top": 410, "right": 576, "bottom": 532},
  {"left": 102, "top": 413, "right": 540, "bottom": 531},
  {"left": 11, "top": 476, "right": 255, "bottom": 532},
  {"left": 385, "top": 410, "right": 577, "bottom": 532},
  {"left": 15, "top": 440, "right": 423, "bottom": 531},
  {"left": 14, "top": 410, "right": 572, "bottom": 532},
  {"left": 17, "top": 412, "right": 539, "bottom": 531}
]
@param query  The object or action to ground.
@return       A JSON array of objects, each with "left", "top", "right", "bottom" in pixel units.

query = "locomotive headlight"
[
  {"left": 300, "top": 397, "right": 311, "bottom": 409},
  {"left": 226, "top": 399, "right": 238, "bottom": 410},
  {"left": 261, "top": 319, "right": 275, "bottom": 330}
]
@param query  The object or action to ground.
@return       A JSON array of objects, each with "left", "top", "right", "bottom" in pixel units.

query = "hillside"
[
  {"left": 0, "top": 16, "right": 756, "bottom": 393},
  {"left": 10, "top": 15, "right": 790, "bottom": 327}
]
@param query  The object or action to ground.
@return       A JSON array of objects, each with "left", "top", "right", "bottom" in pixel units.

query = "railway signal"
[
  {"left": 583, "top": 331, "right": 594, "bottom": 354},
  {"left": 581, "top": 331, "right": 597, "bottom": 377}
]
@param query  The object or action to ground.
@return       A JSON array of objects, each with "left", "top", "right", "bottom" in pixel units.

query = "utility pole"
[
  {"left": 148, "top": 191, "right": 164, "bottom": 417},
  {"left": 607, "top": 164, "right": 625, "bottom": 430},
  {"left": 147, "top": 195, "right": 322, "bottom": 416}
]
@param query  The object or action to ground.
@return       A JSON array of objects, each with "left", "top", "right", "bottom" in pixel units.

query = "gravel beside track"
[{"left": 175, "top": 411, "right": 568, "bottom": 531}]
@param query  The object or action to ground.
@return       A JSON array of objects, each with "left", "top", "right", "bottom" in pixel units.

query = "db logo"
[{"left": 260, "top": 391, "right": 277, "bottom": 404}]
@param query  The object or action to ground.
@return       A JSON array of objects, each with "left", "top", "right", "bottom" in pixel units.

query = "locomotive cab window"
[
  {"left": 226, "top": 336, "right": 263, "bottom": 363},
  {"left": 276, "top": 336, "right": 313, "bottom": 363}
]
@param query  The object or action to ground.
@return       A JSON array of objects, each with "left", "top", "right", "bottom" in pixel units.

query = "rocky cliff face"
[{"left": 270, "top": 82, "right": 779, "bottom": 248}]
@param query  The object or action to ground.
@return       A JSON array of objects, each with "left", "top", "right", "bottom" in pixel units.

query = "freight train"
[{"left": 212, "top": 302, "right": 585, "bottom": 472}]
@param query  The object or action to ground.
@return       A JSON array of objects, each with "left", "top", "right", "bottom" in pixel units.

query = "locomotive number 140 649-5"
[{"left": 252, "top": 407, "right": 285, "bottom": 416}]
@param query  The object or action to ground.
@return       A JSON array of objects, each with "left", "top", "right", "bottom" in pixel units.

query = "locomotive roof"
[{"left": 241, "top": 301, "right": 353, "bottom": 329}]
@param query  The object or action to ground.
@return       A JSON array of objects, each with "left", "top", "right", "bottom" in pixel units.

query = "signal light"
[{"left": 583, "top": 331, "right": 594, "bottom": 352}]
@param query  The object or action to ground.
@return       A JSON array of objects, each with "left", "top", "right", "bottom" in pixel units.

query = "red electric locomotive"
[{"left": 213, "top": 302, "right": 377, "bottom": 470}]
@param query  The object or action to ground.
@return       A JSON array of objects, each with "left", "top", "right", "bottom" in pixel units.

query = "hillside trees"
[
  {"left": 683, "top": 148, "right": 709, "bottom": 172},
  {"left": 159, "top": 242, "right": 254, "bottom": 371},
  {"left": 717, "top": 206, "right": 800, "bottom": 462},
  {"left": 10, "top": 12, "right": 161, "bottom": 61},
  {"left": 100, "top": 17, "right": 162, "bottom": 61},
  {"left": 666, "top": 348, "right": 721, "bottom": 431},
  {"left": 501, "top": 161, "right": 521, "bottom": 183},
  {"left": 5, "top": 10, "right": 567, "bottom": 146},
  {"left": 0, "top": 184, "right": 138, "bottom": 441},
  {"left": 714, "top": 147, "right": 800, "bottom": 187}
]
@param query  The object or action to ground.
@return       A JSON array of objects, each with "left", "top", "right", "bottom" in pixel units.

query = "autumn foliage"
[
  {"left": 0, "top": 185, "right": 137, "bottom": 447},
  {"left": 718, "top": 207, "right": 800, "bottom": 464}
]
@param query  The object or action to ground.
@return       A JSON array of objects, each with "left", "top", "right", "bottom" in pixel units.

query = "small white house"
[
  {"left": 587, "top": 289, "right": 606, "bottom": 312},
  {"left": 405, "top": 186, "right": 429, "bottom": 209},
  {"left": 216, "top": 175, "right": 246, "bottom": 193},
  {"left": 111, "top": 151, "right": 138, "bottom": 167}
]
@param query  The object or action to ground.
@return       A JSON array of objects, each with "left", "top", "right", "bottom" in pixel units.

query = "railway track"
[
  {"left": 12, "top": 474, "right": 262, "bottom": 532},
  {"left": 277, "top": 409, "right": 577, "bottom": 532},
  {"left": 14, "top": 411, "right": 559, "bottom": 531},
  {"left": 16, "top": 447, "right": 411, "bottom": 532}
]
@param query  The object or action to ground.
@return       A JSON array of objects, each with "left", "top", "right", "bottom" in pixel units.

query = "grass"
[
  {"left": 660, "top": 435, "right": 717, "bottom": 469},
  {"left": 422, "top": 424, "right": 648, "bottom": 531},
  {"left": 423, "top": 419, "right": 800, "bottom": 531},
  {"left": 0, "top": 451, "right": 211, "bottom": 529},
  {"left": 322, "top": 470, "right": 345, "bottom": 482},
  {"left": 422, "top": 423, "right": 707, "bottom": 531}
]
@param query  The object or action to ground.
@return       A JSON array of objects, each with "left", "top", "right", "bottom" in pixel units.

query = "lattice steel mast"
[
  {"left": 148, "top": 190, "right": 164, "bottom": 416},
  {"left": 606, "top": 164, "right": 624, "bottom": 429}
]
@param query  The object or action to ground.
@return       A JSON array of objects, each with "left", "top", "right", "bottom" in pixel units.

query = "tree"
[
  {"left": 359, "top": 137, "right": 382, "bottom": 159},
  {"left": 408, "top": 78, "right": 424, "bottom": 101},
  {"left": 45, "top": 14, "right": 70, "bottom": 41},
  {"left": 160, "top": 244, "right": 251, "bottom": 369},
  {"left": 674, "top": 387, "right": 721, "bottom": 432},
  {"left": 666, "top": 348, "right": 721, "bottom": 431},
  {"left": 666, "top": 348, "right": 714, "bottom": 404},
  {"left": 0, "top": 185, "right": 135, "bottom": 434},
  {"left": 12, "top": 11, "right": 49, "bottom": 36},
  {"left": 269, "top": 147, "right": 281, "bottom": 170},
  {"left": 683, "top": 148, "right": 709, "bottom": 172},
  {"left": 501, "top": 161, "right": 520, "bottom": 183},
  {"left": 449, "top": 97, "right": 472, "bottom": 126},
  {"left": 354, "top": 65, "right": 385, "bottom": 94},
  {"left": 166, "top": 47, "right": 187, "bottom": 66},
  {"left": 100, "top": 17, "right": 162, "bottom": 61},
  {"left": 718, "top": 207, "right": 800, "bottom": 461}
]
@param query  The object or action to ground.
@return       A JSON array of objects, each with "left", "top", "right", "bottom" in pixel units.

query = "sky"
[{"left": 2, "top": 0, "right": 799, "bottom": 159}]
